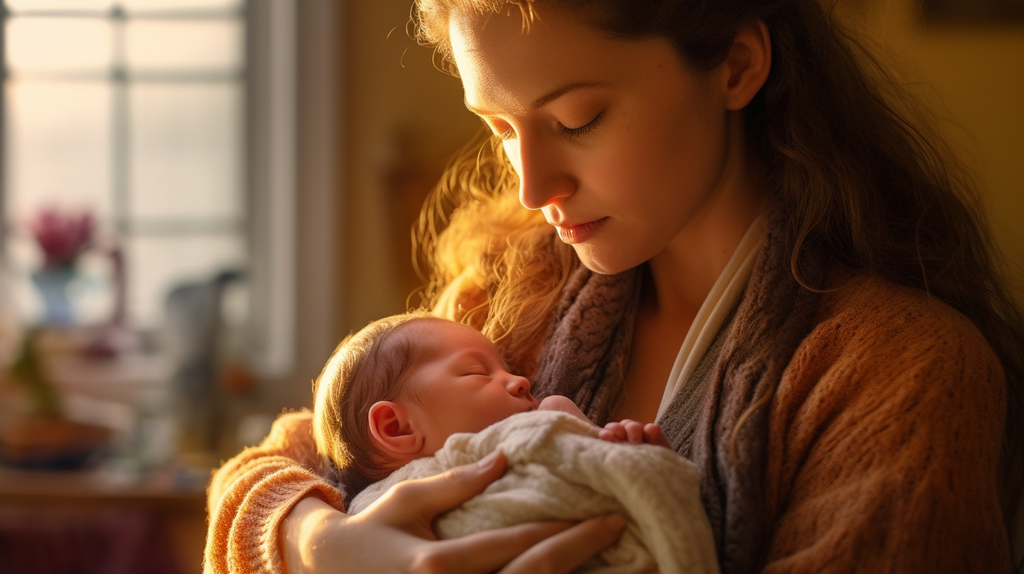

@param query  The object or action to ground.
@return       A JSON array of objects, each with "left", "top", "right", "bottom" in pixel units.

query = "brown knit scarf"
[{"left": 530, "top": 212, "right": 824, "bottom": 574}]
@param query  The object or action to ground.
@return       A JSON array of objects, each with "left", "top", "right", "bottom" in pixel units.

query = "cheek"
[{"left": 635, "top": 102, "right": 726, "bottom": 202}]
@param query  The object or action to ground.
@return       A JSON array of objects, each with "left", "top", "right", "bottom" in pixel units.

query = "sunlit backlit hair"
[{"left": 409, "top": 0, "right": 1024, "bottom": 548}]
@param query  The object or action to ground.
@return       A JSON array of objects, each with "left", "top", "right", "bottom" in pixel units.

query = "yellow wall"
[
  {"left": 337, "top": 1, "right": 1024, "bottom": 334},
  {"left": 338, "top": 1, "right": 479, "bottom": 334},
  {"left": 844, "top": 1, "right": 1024, "bottom": 303}
]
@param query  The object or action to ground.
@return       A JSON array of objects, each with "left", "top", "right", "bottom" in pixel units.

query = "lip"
[
  {"left": 527, "top": 394, "right": 541, "bottom": 410},
  {"left": 554, "top": 218, "right": 607, "bottom": 244}
]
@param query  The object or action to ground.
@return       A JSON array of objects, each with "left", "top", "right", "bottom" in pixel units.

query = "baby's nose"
[{"left": 506, "top": 375, "right": 532, "bottom": 396}]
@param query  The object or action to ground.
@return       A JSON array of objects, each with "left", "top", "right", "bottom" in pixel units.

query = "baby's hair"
[{"left": 312, "top": 311, "right": 442, "bottom": 496}]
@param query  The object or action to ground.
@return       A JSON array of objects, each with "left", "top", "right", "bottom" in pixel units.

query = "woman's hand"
[
  {"left": 281, "top": 450, "right": 626, "bottom": 574},
  {"left": 599, "top": 420, "right": 671, "bottom": 448}
]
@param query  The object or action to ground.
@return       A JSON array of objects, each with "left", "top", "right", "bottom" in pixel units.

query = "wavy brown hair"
[{"left": 410, "top": 0, "right": 1024, "bottom": 552}]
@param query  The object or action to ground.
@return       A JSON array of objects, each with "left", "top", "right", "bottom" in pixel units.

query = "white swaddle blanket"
[{"left": 348, "top": 410, "right": 720, "bottom": 574}]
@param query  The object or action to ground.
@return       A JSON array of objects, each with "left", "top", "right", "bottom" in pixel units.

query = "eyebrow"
[
  {"left": 451, "top": 348, "right": 490, "bottom": 365},
  {"left": 464, "top": 81, "right": 605, "bottom": 116},
  {"left": 448, "top": 347, "right": 505, "bottom": 373}
]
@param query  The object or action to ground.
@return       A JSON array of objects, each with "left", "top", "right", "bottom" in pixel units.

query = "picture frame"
[{"left": 922, "top": 0, "right": 1024, "bottom": 23}]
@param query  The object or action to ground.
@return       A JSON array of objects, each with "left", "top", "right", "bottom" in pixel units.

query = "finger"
[
  {"left": 624, "top": 422, "right": 644, "bottom": 444},
  {"left": 597, "top": 429, "right": 620, "bottom": 442},
  {"left": 610, "top": 423, "right": 630, "bottom": 442},
  {"left": 376, "top": 450, "right": 507, "bottom": 521},
  {"left": 643, "top": 424, "right": 671, "bottom": 448},
  {"left": 602, "top": 422, "right": 625, "bottom": 442},
  {"left": 423, "top": 520, "right": 577, "bottom": 574},
  {"left": 501, "top": 514, "right": 627, "bottom": 574}
]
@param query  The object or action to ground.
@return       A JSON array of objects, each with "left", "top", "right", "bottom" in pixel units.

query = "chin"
[{"left": 573, "top": 245, "right": 643, "bottom": 276}]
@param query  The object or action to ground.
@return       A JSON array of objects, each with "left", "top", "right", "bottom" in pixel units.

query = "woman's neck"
[
  {"left": 645, "top": 166, "right": 765, "bottom": 321},
  {"left": 614, "top": 154, "right": 764, "bottom": 424}
]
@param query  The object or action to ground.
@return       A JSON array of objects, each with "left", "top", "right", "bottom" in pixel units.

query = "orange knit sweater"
[{"left": 203, "top": 275, "right": 1011, "bottom": 573}]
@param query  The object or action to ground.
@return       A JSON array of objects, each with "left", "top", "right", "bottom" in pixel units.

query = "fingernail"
[
  {"left": 477, "top": 450, "right": 501, "bottom": 468},
  {"left": 604, "top": 514, "right": 626, "bottom": 532}
]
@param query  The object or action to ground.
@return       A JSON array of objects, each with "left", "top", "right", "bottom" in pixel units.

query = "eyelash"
[
  {"left": 493, "top": 111, "right": 605, "bottom": 141},
  {"left": 559, "top": 112, "right": 604, "bottom": 139}
]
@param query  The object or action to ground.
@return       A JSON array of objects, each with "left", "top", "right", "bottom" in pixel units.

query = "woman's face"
[{"left": 449, "top": 7, "right": 742, "bottom": 274}]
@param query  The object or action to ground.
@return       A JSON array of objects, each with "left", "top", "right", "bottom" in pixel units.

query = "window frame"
[{"left": 0, "top": 0, "right": 339, "bottom": 385}]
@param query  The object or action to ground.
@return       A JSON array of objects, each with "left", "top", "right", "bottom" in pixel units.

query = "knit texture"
[
  {"left": 531, "top": 263, "right": 641, "bottom": 425},
  {"left": 349, "top": 410, "right": 720, "bottom": 574},
  {"left": 204, "top": 410, "right": 346, "bottom": 574}
]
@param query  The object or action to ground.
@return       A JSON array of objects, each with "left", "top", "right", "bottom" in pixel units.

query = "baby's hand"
[
  {"left": 599, "top": 420, "right": 671, "bottom": 448},
  {"left": 538, "top": 395, "right": 593, "bottom": 424}
]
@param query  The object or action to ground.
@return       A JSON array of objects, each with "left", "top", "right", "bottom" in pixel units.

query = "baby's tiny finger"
[
  {"left": 643, "top": 424, "right": 671, "bottom": 448},
  {"left": 603, "top": 422, "right": 626, "bottom": 441},
  {"left": 624, "top": 422, "right": 644, "bottom": 444}
]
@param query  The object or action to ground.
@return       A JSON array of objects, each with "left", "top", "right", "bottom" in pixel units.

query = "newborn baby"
[{"left": 312, "top": 313, "right": 719, "bottom": 574}]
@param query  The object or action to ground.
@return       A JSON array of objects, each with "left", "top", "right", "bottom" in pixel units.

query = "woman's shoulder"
[
  {"left": 776, "top": 272, "right": 1005, "bottom": 429},
  {"left": 808, "top": 273, "right": 1000, "bottom": 373},
  {"left": 207, "top": 408, "right": 332, "bottom": 507}
]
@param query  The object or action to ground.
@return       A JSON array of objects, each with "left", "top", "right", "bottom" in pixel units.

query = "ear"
[
  {"left": 368, "top": 401, "right": 424, "bottom": 456},
  {"left": 721, "top": 20, "right": 771, "bottom": 111}
]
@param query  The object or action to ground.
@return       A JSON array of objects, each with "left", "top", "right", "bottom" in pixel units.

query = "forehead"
[
  {"left": 402, "top": 319, "right": 494, "bottom": 362},
  {"left": 448, "top": 7, "right": 665, "bottom": 115}
]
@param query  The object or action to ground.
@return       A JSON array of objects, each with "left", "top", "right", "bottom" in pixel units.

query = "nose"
[
  {"left": 505, "top": 374, "right": 532, "bottom": 397},
  {"left": 504, "top": 132, "right": 575, "bottom": 210}
]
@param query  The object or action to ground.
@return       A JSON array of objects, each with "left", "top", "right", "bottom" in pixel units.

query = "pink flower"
[{"left": 28, "top": 208, "right": 94, "bottom": 270}]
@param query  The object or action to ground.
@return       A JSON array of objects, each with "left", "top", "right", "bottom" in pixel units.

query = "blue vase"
[{"left": 31, "top": 267, "right": 76, "bottom": 325}]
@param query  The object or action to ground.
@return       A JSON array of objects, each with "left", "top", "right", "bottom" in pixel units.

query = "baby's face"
[{"left": 399, "top": 320, "right": 541, "bottom": 455}]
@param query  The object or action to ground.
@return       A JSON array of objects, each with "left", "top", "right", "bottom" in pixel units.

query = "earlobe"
[
  {"left": 368, "top": 401, "right": 424, "bottom": 456},
  {"left": 723, "top": 20, "right": 772, "bottom": 111}
]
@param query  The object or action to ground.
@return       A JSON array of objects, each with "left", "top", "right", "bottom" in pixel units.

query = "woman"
[{"left": 204, "top": 1, "right": 1024, "bottom": 572}]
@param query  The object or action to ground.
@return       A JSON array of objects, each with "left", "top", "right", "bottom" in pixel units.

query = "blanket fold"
[{"left": 348, "top": 411, "right": 720, "bottom": 574}]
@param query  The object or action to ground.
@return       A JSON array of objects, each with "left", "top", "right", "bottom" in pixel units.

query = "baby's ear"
[{"left": 368, "top": 401, "right": 423, "bottom": 456}]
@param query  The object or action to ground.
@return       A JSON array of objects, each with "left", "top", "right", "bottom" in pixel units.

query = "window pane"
[
  {"left": 127, "top": 234, "right": 246, "bottom": 327},
  {"left": 5, "top": 82, "right": 112, "bottom": 222},
  {"left": 5, "top": 1, "right": 114, "bottom": 11},
  {"left": 121, "top": 0, "right": 242, "bottom": 12},
  {"left": 6, "top": 18, "right": 112, "bottom": 73},
  {"left": 129, "top": 83, "right": 242, "bottom": 221},
  {"left": 126, "top": 20, "right": 242, "bottom": 72}
]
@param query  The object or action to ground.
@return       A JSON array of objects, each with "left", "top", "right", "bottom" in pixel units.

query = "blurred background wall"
[{"left": 841, "top": 0, "right": 1024, "bottom": 302}]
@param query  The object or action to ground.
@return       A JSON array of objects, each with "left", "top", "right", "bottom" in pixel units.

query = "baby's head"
[{"left": 313, "top": 313, "right": 539, "bottom": 495}]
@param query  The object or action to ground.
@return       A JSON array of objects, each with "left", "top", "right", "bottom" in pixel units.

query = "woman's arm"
[
  {"left": 205, "top": 410, "right": 627, "bottom": 573},
  {"left": 205, "top": 410, "right": 347, "bottom": 573}
]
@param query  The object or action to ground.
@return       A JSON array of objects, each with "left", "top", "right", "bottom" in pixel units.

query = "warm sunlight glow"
[
  {"left": 7, "top": 18, "right": 111, "bottom": 72},
  {"left": 126, "top": 20, "right": 242, "bottom": 71}
]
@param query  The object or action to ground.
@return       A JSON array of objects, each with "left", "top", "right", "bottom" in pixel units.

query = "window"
[
  {"left": 2, "top": 0, "right": 336, "bottom": 391},
  {"left": 2, "top": 0, "right": 247, "bottom": 329}
]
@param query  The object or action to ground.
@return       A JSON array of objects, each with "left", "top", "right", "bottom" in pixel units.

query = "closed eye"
[{"left": 560, "top": 111, "right": 603, "bottom": 139}]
